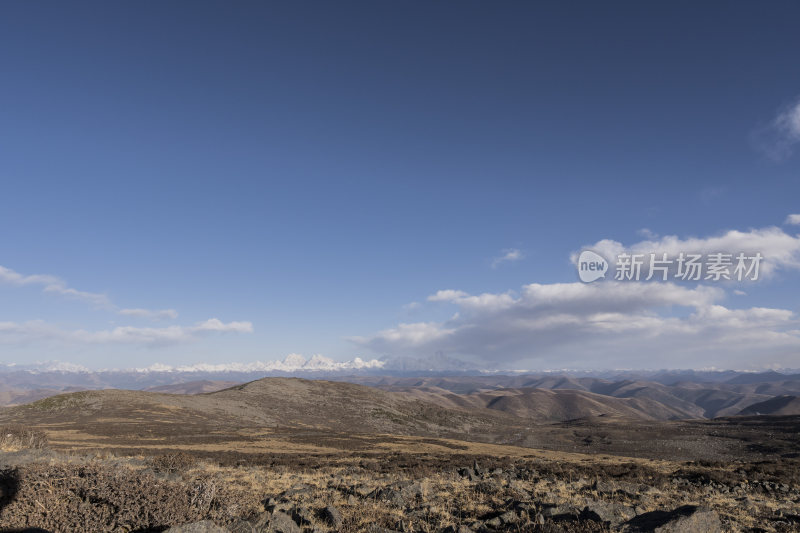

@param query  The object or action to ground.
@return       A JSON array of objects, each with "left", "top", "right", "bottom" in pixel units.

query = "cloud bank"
[
  {"left": 353, "top": 221, "right": 800, "bottom": 370},
  {"left": 582, "top": 226, "right": 800, "bottom": 279},
  {"left": 0, "top": 265, "right": 112, "bottom": 308},
  {"left": 0, "top": 265, "right": 177, "bottom": 319},
  {"left": 0, "top": 318, "right": 253, "bottom": 347},
  {"left": 353, "top": 281, "right": 800, "bottom": 369},
  {"left": 0, "top": 263, "right": 253, "bottom": 358}
]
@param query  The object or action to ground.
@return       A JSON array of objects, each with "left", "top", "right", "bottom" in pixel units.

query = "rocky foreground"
[{"left": 1, "top": 445, "right": 799, "bottom": 533}]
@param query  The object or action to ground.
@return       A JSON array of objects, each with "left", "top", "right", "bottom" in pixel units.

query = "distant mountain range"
[
  {"left": 339, "top": 373, "right": 800, "bottom": 419},
  {"left": 2, "top": 361, "right": 800, "bottom": 418},
  {"left": 0, "top": 354, "right": 385, "bottom": 375},
  {"left": 739, "top": 395, "right": 800, "bottom": 415}
]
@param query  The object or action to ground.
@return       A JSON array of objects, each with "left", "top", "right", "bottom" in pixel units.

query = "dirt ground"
[
  {"left": 1, "top": 408, "right": 799, "bottom": 532},
  {"left": 1, "top": 436, "right": 799, "bottom": 532}
]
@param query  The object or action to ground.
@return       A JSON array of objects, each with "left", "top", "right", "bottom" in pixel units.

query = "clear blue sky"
[{"left": 1, "top": 1, "right": 799, "bottom": 369}]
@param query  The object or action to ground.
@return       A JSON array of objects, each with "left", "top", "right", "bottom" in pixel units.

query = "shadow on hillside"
[
  {"left": 624, "top": 504, "right": 699, "bottom": 529},
  {"left": 0, "top": 468, "right": 19, "bottom": 513},
  {"left": 0, "top": 468, "right": 51, "bottom": 533}
]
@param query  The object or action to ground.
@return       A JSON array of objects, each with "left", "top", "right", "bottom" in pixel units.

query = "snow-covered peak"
[{"left": 130, "top": 354, "right": 385, "bottom": 373}]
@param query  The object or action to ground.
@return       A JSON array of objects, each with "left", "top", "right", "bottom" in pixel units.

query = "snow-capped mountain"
[{"left": 132, "top": 354, "right": 384, "bottom": 373}]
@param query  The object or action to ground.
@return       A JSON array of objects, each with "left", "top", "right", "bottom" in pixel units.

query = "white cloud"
[
  {"left": 580, "top": 225, "right": 800, "bottom": 279},
  {"left": 428, "top": 289, "right": 469, "bottom": 302},
  {"left": 0, "top": 318, "right": 253, "bottom": 347},
  {"left": 752, "top": 97, "right": 800, "bottom": 160},
  {"left": 349, "top": 321, "right": 456, "bottom": 352},
  {"left": 491, "top": 248, "right": 523, "bottom": 268},
  {"left": 75, "top": 319, "right": 253, "bottom": 345},
  {"left": 191, "top": 318, "right": 253, "bottom": 333},
  {"left": 0, "top": 265, "right": 112, "bottom": 308},
  {"left": 786, "top": 214, "right": 800, "bottom": 226},
  {"left": 353, "top": 281, "right": 800, "bottom": 369},
  {"left": 429, "top": 289, "right": 517, "bottom": 312},
  {"left": 119, "top": 308, "right": 179, "bottom": 320},
  {"left": 775, "top": 98, "right": 800, "bottom": 138},
  {"left": 637, "top": 228, "right": 658, "bottom": 239},
  {"left": 355, "top": 221, "right": 800, "bottom": 369},
  {"left": 0, "top": 264, "right": 179, "bottom": 320}
]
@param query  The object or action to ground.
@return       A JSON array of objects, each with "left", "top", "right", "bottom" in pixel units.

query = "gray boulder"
[
  {"left": 482, "top": 509, "right": 520, "bottom": 528},
  {"left": 582, "top": 499, "right": 635, "bottom": 526},
  {"left": 227, "top": 518, "right": 256, "bottom": 533},
  {"left": 271, "top": 511, "right": 301, "bottom": 533},
  {"left": 594, "top": 479, "right": 645, "bottom": 498},
  {"left": 322, "top": 505, "right": 344, "bottom": 529},
  {"left": 624, "top": 505, "right": 721, "bottom": 532}
]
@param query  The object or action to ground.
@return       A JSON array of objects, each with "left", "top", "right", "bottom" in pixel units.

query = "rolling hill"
[
  {"left": 387, "top": 386, "right": 700, "bottom": 421},
  {"left": 0, "top": 377, "right": 526, "bottom": 446},
  {"left": 739, "top": 395, "right": 800, "bottom": 415}
]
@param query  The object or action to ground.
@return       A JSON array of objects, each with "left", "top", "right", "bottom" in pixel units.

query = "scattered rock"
[
  {"left": 484, "top": 509, "right": 519, "bottom": 528},
  {"left": 291, "top": 505, "right": 314, "bottom": 526},
  {"left": 353, "top": 484, "right": 373, "bottom": 497},
  {"left": 270, "top": 511, "right": 301, "bottom": 533},
  {"left": 624, "top": 505, "right": 721, "bottom": 532},
  {"left": 398, "top": 480, "right": 424, "bottom": 499},
  {"left": 250, "top": 512, "right": 270, "bottom": 531},
  {"left": 541, "top": 503, "right": 580, "bottom": 519},
  {"left": 227, "top": 518, "right": 256, "bottom": 533},
  {"left": 475, "top": 479, "right": 503, "bottom": 494},
  {"left": 370, "top": 487, "right": 406, "bottom": 506},
  {"left": 459, "top": 467, "right": 481, "bottom": 482},
  {"left": 164, "top": 521, "right": 229, "bottom": 533},
  {"left": 321, "top": 505, "right": 343, "bottom": 529},
  {"left": 513, "top": 501, "right": 533, "bottom": 512},
  {"left": 594, "top": 479, "right": 643, "bottom": 498},
  {"left": 366, "top": 525, "right": 401, "bottom": 533},
  {"left": 582, "top": 499, "right": 635, "bottom": 526}
]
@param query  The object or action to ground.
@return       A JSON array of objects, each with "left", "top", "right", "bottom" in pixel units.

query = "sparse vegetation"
[
  {"left": 1, "top": 379, "right": 798, "bottom": 531},
  {"left": 0, "top": 425, "right": 48, "bottom": 452},
  {"left": 149, "top": 451, "right": 198, "bottom": 474},
  {"left": 0, "top": 459, "right": 261, "bottom": 531},
  {"left": 0, "top": 448, "right": 798, "bottom": 532},
  {"left": 27, "top": 391, "right": 89, "bottom": 411}
]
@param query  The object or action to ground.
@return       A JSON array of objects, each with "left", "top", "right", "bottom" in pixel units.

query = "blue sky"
[{"left": 1, "top": 1, "right": 799, "bottom": 370}]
